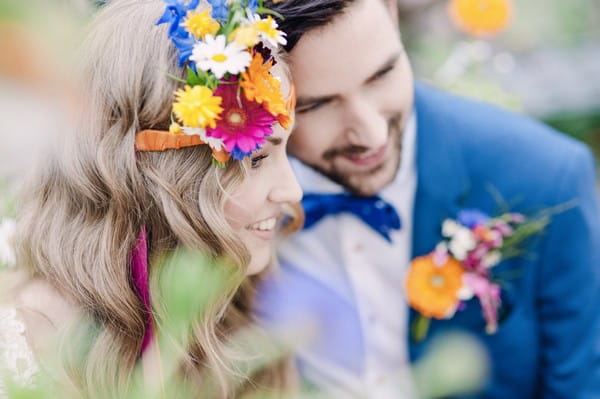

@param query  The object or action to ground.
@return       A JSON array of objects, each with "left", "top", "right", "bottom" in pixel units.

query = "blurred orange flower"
[
  {"left": 448, "top": 0, "right": 513, "bottom": 38},
  {"left": 406, "top": 254, "right": 465, "bottom": 319},
  {"left": 277, "top": 84, "right": 296, "bottom": 130}
]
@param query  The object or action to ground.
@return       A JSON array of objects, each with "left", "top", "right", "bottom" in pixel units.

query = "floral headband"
[{"left": 135, "top": 0, "right": 294, "bottom": 167}]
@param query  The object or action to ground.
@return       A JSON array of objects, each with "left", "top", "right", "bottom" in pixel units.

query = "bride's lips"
[
  {"left": 245, "top": 215, "right": 278, "bottom": 240},
  {"left": 341, "top": 143, "right": 388, "bottom": 168}
]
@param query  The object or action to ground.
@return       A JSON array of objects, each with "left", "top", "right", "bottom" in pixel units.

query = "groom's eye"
[{"left": 251, "top": 154, "right": 269, "bottom": 169}]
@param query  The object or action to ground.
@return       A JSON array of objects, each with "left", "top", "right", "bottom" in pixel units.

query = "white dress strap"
[{"left": 0, "top": 306, "right": 38, "bottom": 398}]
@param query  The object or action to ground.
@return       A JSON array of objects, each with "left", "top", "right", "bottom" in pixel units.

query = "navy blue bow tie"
[{"left": 302, "top": 193, "right": 402, "bottom": 242}]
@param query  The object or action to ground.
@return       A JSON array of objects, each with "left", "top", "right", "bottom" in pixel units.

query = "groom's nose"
[{"left": 342, "top": 95, "right": 388, "bottom": 149}]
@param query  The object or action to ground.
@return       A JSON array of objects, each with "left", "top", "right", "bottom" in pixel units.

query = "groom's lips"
[{"left": 341, "top": 143, "right": 388, "bottom": 169}]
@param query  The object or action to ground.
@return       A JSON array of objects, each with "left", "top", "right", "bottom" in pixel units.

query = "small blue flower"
[
  {"left": 247, "top": 0, "right": 259, "bottom": 11},
  {"left": 156, "top": 5, "right": 183, "bottom": 35},
  {"left": 157, "top": 0, "right": 201, "bottom": 66},
  {"left": 172, "top": 35, "right": 196, "bottom": 66},
  {"left": 231, "top": 147, "right": 254, "bottom": 161},
  {"left": 157, "top": 0, "right": 199, "bottom": 32},
  {"left": 457, "top": 209, "right": 490, "bottom": 228},
  {"left": 207, "top": 0, "right": 229, "bottom": 22}
]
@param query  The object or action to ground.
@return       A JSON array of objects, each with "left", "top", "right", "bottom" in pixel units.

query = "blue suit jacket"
[
  {"left": 408, "top": 83, "right": 600, "bottom": 398},
  {"left": 258, "top": 82, "right": 600, "bottom": 398}
]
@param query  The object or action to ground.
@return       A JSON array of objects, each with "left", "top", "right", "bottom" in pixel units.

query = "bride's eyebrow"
[{"left": 266, "top": 137, "right": 283, "bottom": 146}]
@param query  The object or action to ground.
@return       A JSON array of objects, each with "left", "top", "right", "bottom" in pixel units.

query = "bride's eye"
[{"left": 251, "top": 154, "right": 269, "bottom": 169}]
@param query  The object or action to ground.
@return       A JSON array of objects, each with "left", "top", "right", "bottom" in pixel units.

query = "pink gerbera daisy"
[{"left": 206, "top": 80, "right": 275, "bottom": 159}]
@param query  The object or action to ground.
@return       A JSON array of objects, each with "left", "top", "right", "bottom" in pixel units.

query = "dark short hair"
[{"left": 264, "top": 0, "right": 358, "bottom": 51}]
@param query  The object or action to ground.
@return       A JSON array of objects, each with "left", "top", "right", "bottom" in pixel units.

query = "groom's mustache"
[
  {"left": 321, "top": 114, "right": 404, "bottom": 162},
  {"left": 323, "top": 145, "right": 371, "bottom": 161}
]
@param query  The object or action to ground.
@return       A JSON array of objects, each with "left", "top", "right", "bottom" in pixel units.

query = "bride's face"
[{"left": 224, "top": 123, "right": 302, "bottom": 275}]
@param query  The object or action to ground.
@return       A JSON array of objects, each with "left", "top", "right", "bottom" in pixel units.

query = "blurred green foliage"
[
  {"left": 2, "top": 247, "right": 490, "bottom": 398},
  {"left": 544, "top": 110, "right": 600, "bottom": 163}
]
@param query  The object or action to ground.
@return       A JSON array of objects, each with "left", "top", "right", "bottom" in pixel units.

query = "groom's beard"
[{"left": 308, "top": 113, "right": 404, "bottom": 197}]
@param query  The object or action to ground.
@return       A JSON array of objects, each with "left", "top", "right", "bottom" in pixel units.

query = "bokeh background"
[
  {"left": 398, "top": 0, "right": 600, "bottom": 163},
  {"left": 1, "top": 0, "right": 599, "bottom": 185}
]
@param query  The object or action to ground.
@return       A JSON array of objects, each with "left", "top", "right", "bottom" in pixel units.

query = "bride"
[{"left": 0, "top": 0, "right": 301, "bottom": 397}]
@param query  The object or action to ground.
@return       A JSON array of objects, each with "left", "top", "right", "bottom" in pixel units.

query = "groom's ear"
[{"left": 385, "top": 0, "right": 400, "bottom": 26}]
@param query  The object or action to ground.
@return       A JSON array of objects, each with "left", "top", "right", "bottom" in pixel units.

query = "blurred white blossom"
[
  {"left": 448, "top": 227, "right": 477, "bottom": 261},
  {"left": 442, "top": 219, "right": 460, "bottom": 237},
  {"left": 482, "top": 250, "right": 502, "bottom": 268}
]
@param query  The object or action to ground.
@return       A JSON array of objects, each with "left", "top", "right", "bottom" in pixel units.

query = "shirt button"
[{"left": 354, "top": 243, "right": 364, "bottom": 252}]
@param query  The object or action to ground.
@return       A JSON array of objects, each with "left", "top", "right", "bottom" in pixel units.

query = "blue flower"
[
  {"left": 230, "top": 146, "right": 254, "bottom": 161},
  {"left": 457, "top": 209, "right": 490, "bottom": 228},
  {"left": 247, "top": 0, "right": 258, "bottom": 11},
  {"left": 157, "top": 0, "right": 199, "bottom": 33},
  {"left": 156, "top": 5, "right": 184, "bottom": 35},
  {"left": 207, "top": 0, "right": 229, "bottom": 21},
  {"left": 172, "top": 35, "right": 196, "bottom": 66},
  {"left": 157, "top": 0, "right": 201, "bottom": 65}
]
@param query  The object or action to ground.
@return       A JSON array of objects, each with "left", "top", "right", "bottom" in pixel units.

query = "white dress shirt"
[{"left": 278, "top": 114, "right": 418, "bottom": 398}]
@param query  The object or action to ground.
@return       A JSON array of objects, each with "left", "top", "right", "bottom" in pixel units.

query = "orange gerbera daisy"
[
  {"left": 406, "top": 254, "right": 465, "bottom": 319},
  {"left": 240, "top": 52, "right": 287, "bottom": 117},
  {"left": 448, "top": 0, "right": 513, "bottom": 38}
]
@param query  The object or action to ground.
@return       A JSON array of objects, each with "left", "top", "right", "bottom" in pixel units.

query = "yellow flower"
[
  {"left": 169, "top": 122, "right": 183, "bottom": 135},
  {"left": 253, "top": 15, "right": 287, "bottom": 46},
  {"left": 183, "top": 10, "right": 220, "bottom": 39},
  {"left": 448, "top": 0, "right": 513, "bottom": 38},
  {"left": 172, "top": 85, "right": 223, "bottom": 129},
  {"left": 229, "top": 25, "right": 261, "bottom": 48},
  {"left": 405, "top": 254, "right": 464, "bottom": 319},
  {"left": 240, "top": 52, "right": 287, "bottom": 117}
]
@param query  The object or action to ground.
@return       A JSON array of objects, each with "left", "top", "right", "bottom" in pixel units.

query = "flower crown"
[{"left": 135, "top": 0, "right": 294, "bottom": 167}]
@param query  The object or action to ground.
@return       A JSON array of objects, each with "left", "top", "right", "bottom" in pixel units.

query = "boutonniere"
[{"left": 405, "top": 208, "right": 551, "bottom": 342}]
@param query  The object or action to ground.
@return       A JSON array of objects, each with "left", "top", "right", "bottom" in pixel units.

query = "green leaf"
[
  {"left": 255, "top": 7, "right": 284, "bottom": 21},
  {"left": 186, "top": 68, "right": 206, "bottom": 86},
  {"left": 411, "top": 315, "right": 431, "bottom": 343}
]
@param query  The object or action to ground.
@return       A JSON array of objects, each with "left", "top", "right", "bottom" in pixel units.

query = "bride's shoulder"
[
  {"left": 6, "top": 277, "right": 79, "bottom": 353},
  {"left": 0, "top": 275, "right": 80, "bottom": 396}
]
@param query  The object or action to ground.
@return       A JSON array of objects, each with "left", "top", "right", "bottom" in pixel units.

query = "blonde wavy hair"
[{"left": 13, "top": 0, "right": 296, "bottom": 397}]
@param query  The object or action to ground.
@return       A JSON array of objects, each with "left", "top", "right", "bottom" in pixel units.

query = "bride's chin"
[
  {"left": 245, "top": 258, "right": 269, "bottom": 276},
  {"left": 243, "top": 242, "right": 272, "bottom": 276}
]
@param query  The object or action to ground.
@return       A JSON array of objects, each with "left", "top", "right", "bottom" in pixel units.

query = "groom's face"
[{"left": 287, "top": 0, "right": 414, "bottom": 196}]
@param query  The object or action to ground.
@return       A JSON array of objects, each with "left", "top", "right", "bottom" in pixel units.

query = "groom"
[{"left": 258, "top": 0, "right": 600, "bottom": 397}]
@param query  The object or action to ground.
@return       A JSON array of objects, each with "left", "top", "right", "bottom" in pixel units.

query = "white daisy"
[
  {"left": 182, "top": 127, "right": 225, "bottom": 152},
  {"left": 245, "top": 12, "right": 287, "bottom": 47},
  {"left": 0, "top": 219, "right": 16, "bottom": 267},
  {"left": 190, "top": 35, "right": 251, "bottom": 79}
]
